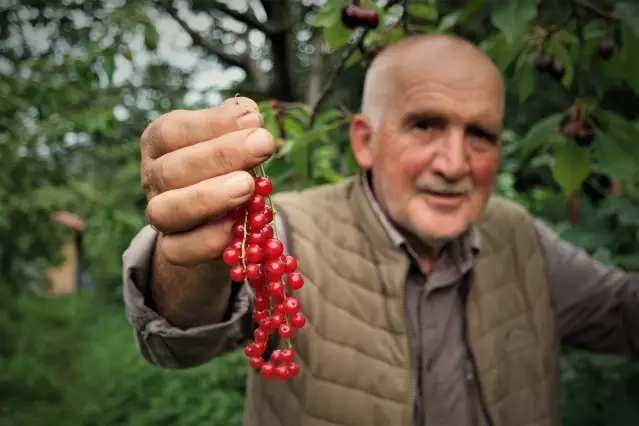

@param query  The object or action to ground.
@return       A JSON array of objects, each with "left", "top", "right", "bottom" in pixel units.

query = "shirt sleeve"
[
  {"left": 121, "top": 224, "right": 253, "bottom": 369},
  {"left": 534, "top": 219, "right": 639, "bottom": 357}
]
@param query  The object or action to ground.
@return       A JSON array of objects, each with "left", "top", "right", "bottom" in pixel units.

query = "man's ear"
[{"left": 349, "top": 113, "right": 374, "bottom": 169}]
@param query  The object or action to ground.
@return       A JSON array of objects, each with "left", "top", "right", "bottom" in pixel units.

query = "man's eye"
[
  {"left": 414, "top": 119, "right": 443, "bottom": 130},
  {"left": 467, "top": 126, "right": 498, "bottom": 144}
]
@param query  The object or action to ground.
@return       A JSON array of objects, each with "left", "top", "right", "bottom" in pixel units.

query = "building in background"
[{"left": 46, "top": 211, "right": 88, "bottom": 296}]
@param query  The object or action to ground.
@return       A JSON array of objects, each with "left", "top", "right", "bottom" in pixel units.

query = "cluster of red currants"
[{"left": 222, "top": 172, "right": 306, "bottom": 380}]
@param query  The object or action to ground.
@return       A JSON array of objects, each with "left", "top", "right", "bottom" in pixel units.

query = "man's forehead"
[
  {"left": 390, "top": 80, "right": 503, "bottom": 124},
  {"left": 363, "top": 34, "right": 504, "bottom": 126}
]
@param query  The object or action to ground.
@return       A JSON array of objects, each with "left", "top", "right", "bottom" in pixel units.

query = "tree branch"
[
  {"left": 574, "top": 0, "right": 618, "bottom": 21},
  {"left": 210, "top": 0, "right": 288, "bottom": 36},
  {"left": 164, "top": 7, "right": 249, "bottom": 71},
  {"left": 308, "top": 0, "right": 404, "bottom": 126}
]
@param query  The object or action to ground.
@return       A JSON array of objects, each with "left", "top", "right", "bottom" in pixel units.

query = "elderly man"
[{"left": 122, "top": 34, "right": 639, "bottom": 426}]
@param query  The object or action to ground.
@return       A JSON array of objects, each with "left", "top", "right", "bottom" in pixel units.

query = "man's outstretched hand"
[{"left": 141, "top": 97, "right": 275, "bottom": 266}]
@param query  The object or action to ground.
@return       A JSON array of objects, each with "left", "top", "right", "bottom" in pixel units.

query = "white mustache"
[{"left": 415, "top": 176, "right": 474, "bottom": 195}]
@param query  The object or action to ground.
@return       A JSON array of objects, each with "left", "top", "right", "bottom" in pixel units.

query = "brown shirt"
[{"left": 122, "top": 172, "right": 639, "bottom": 426}]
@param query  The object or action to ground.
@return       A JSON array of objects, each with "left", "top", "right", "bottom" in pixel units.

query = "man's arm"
[
  {"left": 122, "top": 225, "right": 252, "bottom": 369},
  {"left": 151, "top": 233, "right": 235, "bottom": 330},
  {"left": 535, "top": 220, "right": 639, "bottom": 357}
]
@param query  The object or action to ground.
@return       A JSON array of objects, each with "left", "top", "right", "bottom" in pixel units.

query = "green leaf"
[
  {"left": 519, "top": 113, "right": 563, "bottom": 154},
  {"left": 619, "top": 22, "right": 639, "bottom": 94},
  {"left": 406, "top": 4, "right": 437, "bottom": 20},
  {"left": 552, "top": 141, "right": 590, "bottom": 197},
  {"left": 616, "top": 3, "right": 639, "bottom": 39},
  {"left": 282, "top": 116, "right": 305, "bottom": 138},
  {"left": 546, "top": 37, "right": 573, "bottom": 88},
  {"left": 458, "top": 0, "right": 488, "bottom": 21},
  {"left": 593, "top": 112, "right": 639, "bottom": 181},
  {"left": 258, "top": 102, "right": 280, "bottom": 141},
  {"left": 323, "top": 21, "right": 353, "bottom": 49},
  {"left": 490, "top": 0, "right": 537, "bottom": 43},
  {"left": 437, "top": 12, "right": 459, "bottom": 32},
  {"left": 313, "top": 0, "right": 342, "bottom": 28},
  {"left": 480, "top": 33, "right": 523, "bottom": 71},
  {"left": 513, "top": 52, "right": 536, "bottom": 102},
  {"left": 345, "top": 49, "right": 363, "bottom": 68},
  {"left": 144, "top": 22, "right": 159, "bottom": 51},
  {"left": 102, "top": 54, "right": 115, "bottom": 81}
]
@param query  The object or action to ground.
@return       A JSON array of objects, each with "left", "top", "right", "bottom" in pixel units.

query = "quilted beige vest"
[{"left": 242, "top": 176, "right": 559, "bottom": 426}]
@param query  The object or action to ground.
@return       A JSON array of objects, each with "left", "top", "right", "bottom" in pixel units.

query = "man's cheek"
[
  {"left": 471, "top": 157, "right": 500, "bottom": 187},
  {"left": 401, "top": 152, "right": 431, "bottom": 179}
]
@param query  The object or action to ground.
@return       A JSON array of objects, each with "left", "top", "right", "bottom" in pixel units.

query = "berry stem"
[
  {"left": 241, "top": 211, "right": 248, "bottom": 269},
  {"left": 259, "top": 163, "right": 281, "bottom": 241}
]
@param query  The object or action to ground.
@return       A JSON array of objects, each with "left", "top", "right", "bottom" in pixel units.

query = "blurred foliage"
[{"left": 2, "top": 0, "right": 639, "bottom": 424}]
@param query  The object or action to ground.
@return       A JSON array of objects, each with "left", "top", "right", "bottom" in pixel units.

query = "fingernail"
[
  {"left": 245, "top": 128, "right": 274, "bottom": 158},
  {"left": 224, "top": 172, "right": 253, "bottom": 199},
  {"left": 236, "top": 113, "right": 263, "bottom": 129}
]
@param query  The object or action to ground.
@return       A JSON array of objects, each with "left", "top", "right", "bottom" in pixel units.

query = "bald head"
[{"left": 361, "top": 34, "right": 505, "bottom": 128}]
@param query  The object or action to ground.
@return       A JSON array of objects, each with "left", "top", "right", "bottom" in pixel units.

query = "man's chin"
[{"left": 411, "top": 215, "right": 470, "bottom": 243}]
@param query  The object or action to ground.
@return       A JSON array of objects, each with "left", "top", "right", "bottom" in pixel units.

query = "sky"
[{"left": 116, "top": 0, "right": 252, "bottom": 107}]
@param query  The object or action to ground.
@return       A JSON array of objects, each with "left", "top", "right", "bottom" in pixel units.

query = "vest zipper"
[
  {"left": 464, "top": 352, "right": 494, "bottom": 426},
  {"left": 465, "top": 359, "right": 481, "bottom": 426},
  {"left": 460, "top": 278, "right": 494, "bottom": 426}
]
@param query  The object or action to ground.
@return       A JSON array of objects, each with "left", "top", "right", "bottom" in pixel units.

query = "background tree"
[{"left": 2, "top": 0, "right": 639, "bottom": 425}]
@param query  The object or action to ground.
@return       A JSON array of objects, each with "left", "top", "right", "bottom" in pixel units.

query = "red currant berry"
[
  {"left": 252, "top": 309, "right": 269, "bottom": 322},
  {"left": 280, "top": 255, "right": 297, "bottom": 273},
  {"left": 246, "top": 194, "right": 265, "bottom": 213},
  {"left": 231, "top": 205, "right": 246, "bottom": 220},
  {"left": 264, "top": 260, "right": 284, "bottom": 281},
  {"left": 275, "top": 364, "right": 289, "bottom": 380},
  {"left": 271, "top": 349, "right": 282, "bottom": 363},
  {"left": 229, "top": 265, "right": 245, "bottom": 282},
  {"left": 267, "top": 280, "right": 284, "bottom": 297},
  {"left": 229, "top": 239, "right": 242, "bottom": 250},
  {"left": 244, "top": 343, "right": 259, "bottom": 357},
  {"left": 253, "top": 287, "right": 268, "bottom": 298},
  {"left": 249, "top": 279, "right": 266, "bottom": 293},
  {"left": 280, "top": 348, "right": 294, "bottom": 362},
  {"left": 262, "top": 205, "right": 274, "bottom": 223},
  {"left": 247, "top": 231, "right": 266, "bottom": 246},
  {"left": 232, "top": 222, "right": 245, "bottom": 238},
  {"left": 248, "top": 212, "right": 268, "bottom": 231},
  {"left": 258, "top": 317, "right": 272, "bottom": 332},
  {"left": 254, "top": 176, "right": 273, "bottom": 197},
  {"left": 290, "top": 312, "right": 306, "bottom": 328},
  {"left": 222, "top": 247, "right": 240, "bottom": 266},
  {"left": 263, "top": 239, "right": 284, "bottom": 260},
  {"left": 254, "top": 328, "right": 268, "bottom": 342},
  {"left": 281, "top": 297, "right": 301, "bottom": 315},
  {"left": 270, "top": 312, "right": 285, "bottom": 328},
  {"left": 287, "top": 362, "right": 300, "bottom": 377},
  {"left": 245, "top": 263, "right": 262, "bottom": 281},
  {"left": 245, "top": 244, "right": 263, "bottom": 263},
  {"left": 279, "top": 324, "right": 293, "bottom": 339},
  {"left": 262, "top": 226, "right": 274, "bottom": 240},
  {"left": 253, "top": 295, "right": 269, "bottom": 310},
  {"left": 249, "top": 356, "right": 264, "bottom": 369},
  {"left": 253, "top": 341, "right": 266, "bottom": 355},
  {"left": 260, "top": 362, "right": 275, "bottom": 378},
  {"left": 287, "top": 272, "right": 304, "bottom": 290}
]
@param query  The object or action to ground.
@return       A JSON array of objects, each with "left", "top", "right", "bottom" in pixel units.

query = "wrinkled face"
[{"left": 351, "top": 61, "right": 503, "bottom": 243}]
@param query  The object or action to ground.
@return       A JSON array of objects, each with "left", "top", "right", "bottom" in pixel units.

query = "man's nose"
[{"left": 430, "top": 128, "right": 470, "bottom": 179}]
